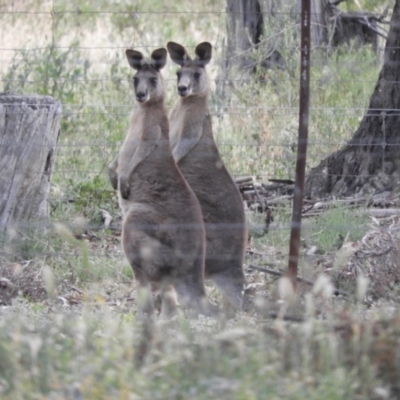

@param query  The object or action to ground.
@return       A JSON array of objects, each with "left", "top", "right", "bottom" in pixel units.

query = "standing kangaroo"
[
  {"left": 108, "top": 47, "right": 210, "bottom": 316},
  {"left": 167, "top": 42, "right": 248, "bottom": 312}
]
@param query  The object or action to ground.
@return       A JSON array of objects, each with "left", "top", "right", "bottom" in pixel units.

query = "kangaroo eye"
[
  {"left": 151, "top": 78, "right": 157, "bottom": 85},
  {"left": 133, "top": 77, "right": 138, "bottom": 84},
  {"left": 193, "top": 72, "right": 201, "bottom": 79},
  {"left": 176, "top": 71, "right": 181, "bottom": 79}
]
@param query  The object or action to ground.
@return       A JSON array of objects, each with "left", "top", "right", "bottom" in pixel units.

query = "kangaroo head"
[
  {"left": 125, "top": 48, "right": 167, "bottom": 103},
  {"left": 167, "top": 42, "right": 212, "bottom": 98}
]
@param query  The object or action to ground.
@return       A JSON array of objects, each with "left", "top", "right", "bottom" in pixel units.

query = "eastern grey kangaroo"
[
  {"left": 167, "top": 42, "right": 248, "bottom": 312},
  {"left": 108, "top": 47, "right": 210, "bottom": 316}
]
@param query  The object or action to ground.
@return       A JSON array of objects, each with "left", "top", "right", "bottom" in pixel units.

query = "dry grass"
[{"left": 1, "top": 0, "right": 400, "bottom": 398}]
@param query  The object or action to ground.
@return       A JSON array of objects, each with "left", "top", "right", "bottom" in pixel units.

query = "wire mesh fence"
[{"left": 0, "top": 0, "right": 396, "bottom": 286}]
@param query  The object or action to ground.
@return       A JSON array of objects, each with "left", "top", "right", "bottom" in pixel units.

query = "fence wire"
[{"left": 0, "top": 1, "right": 397, "bottom": 273}]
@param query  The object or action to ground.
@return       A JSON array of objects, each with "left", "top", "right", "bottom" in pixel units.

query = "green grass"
[
  {"left": 303, "top": 205, "right": 370, "bottom": 253},
  {"left": 0, "top": 304, "right": 397, "bottom": 400},
  {"left": 0, "top": 0, "right": 398, "bottom": 398},
  {"left": 1, "top": 1, "right": 383, "bottom": 199}
]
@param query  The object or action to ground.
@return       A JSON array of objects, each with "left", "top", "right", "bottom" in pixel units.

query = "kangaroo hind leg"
[{"left": 211, "top": 270, "right": 246, "bottom": 316}]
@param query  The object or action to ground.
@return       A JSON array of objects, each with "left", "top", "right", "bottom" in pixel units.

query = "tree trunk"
[
  {"left": 311, "top": 0, "right": 328, "bottom": 46},
  {"left": 224, "top": 0, "right": 325, "bottom": 80},
  {"left": 305, "top": 0, "right": 400, "bottom": 198},
  {"left": 225, "top": 0, "right": 264, "bottom": 73},
  {"left": 0, "top": 94, "right": 61, "bottom": 235},
  {"left": 297, "top": 0, "right": 328, "bottom": 47},
  {"left": 326, "top": 1, "right": 385, "bottom": 53}
]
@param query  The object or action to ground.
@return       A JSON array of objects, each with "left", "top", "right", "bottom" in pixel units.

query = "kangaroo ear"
[
  {"left": 194, "top": 42, "right": 212, "bottom": 66},
  {"left": 151, "top": 48, "right": 167, "bottom": 71},
  {"left": 167, "top": 42, "right": 191, "bottom": 66},
  {"left": 126, "top": 49, "right": 143, "bottom": 70}
]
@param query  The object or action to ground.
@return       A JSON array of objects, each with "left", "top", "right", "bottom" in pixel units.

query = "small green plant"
[
  {"left": 70, "top": 175, "right": 115, "bottom": 213},
  {"left": 3, "top": 42, "right": 87, "bottom": 104},
  {"left": 304, "top": 204, "right": 370, "bottom": 253},
  {"left": 0, "top": 227, "right": 54, "bottom": 262}
]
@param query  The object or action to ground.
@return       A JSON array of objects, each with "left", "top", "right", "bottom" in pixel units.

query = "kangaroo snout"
[
  {"left": 178, "top": 85, "right": 190, "bottom": 97},
  {"left": 136, "top": 91, "right": 147, "bottom": 102}
]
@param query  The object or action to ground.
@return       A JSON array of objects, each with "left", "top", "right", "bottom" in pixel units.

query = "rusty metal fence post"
[{"left": 287, "top": 0, "right": 311, "bottom": 289}]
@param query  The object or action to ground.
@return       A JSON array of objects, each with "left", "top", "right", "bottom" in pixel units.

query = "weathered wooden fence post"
[{"left": 0, "top": 94, "right": 62, "bottom": 237}]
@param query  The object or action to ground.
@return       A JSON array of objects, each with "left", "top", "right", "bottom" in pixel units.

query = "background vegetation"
[{"left": 0, "top": 0, "right": 399, "bottom": 398}]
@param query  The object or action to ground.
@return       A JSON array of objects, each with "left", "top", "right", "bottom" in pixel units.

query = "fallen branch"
[
  {"left": 247, "top": 264, "right": 314, "bottom": 286},
  {"left": 235, "top": 176, "right": 254, "bottom": 185},
  {"left": 368, "top": 208, "right": 400, "bottom": 218},
  {"left": 267, "top": 311, "right": 305, "bottom": 322},
  {"left": 69, "top": 285, "right": 84, "bottom": 295}
]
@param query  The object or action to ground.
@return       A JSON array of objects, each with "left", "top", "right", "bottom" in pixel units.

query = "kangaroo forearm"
[{"left": 171, "top": 133, "right": 201, "bottom": 162}]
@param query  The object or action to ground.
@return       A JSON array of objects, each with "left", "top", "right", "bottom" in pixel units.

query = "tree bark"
[
  {"left": 297, "top": 0, "right": 328, "bottom": 47},
  {"left": 225, "top": 0, "right": 264, "bottom": 73},
  {"left": 305, "top": 0, "right": 400, "bottom": 199},
  {"left": 224, "top": 0, "right": 326, "bottom": 79},
  {"left": 0, "top": 94, "right": 61, "bottom": 235},
  {"left": 311, "top": 0, "right": 329, "bottom": 47}
]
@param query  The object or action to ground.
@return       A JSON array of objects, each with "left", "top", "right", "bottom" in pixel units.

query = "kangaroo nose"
[
  {"left": 178, "top": 85, "right": 188, "bottom": 96},
  {"left": 136, "top": 92, "right": 146, "bottom": 102}
]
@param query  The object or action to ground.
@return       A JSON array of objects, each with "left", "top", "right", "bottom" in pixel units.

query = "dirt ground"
[{"left": 2, "top": 211, "right": 400, "bottom": 317}]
